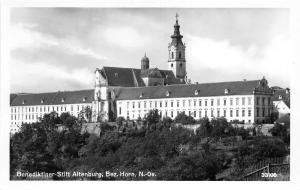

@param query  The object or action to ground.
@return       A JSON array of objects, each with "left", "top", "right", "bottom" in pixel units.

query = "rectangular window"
[
  {"left": 194, "top": 100, "right": 196, "bottom": 107},
  {"left": 256, "top": 97, "right": 260, "bottom": 106},
  {"left": 217, "top": 110, "right": 220, "bottom": 117},
  {"left": 236, "top": 110, "right": 239, "bottom": 117},
  {"left": 127, "top": 102, "right": 129, "bottom": 109},
  {"left": 205, "top": 110, "right": 207, "bottom": 117},
  {"left": 199, "top": 110, "right": 202, "bottom": 118},
  {"left": 138, "top": 102, "right": 141, "bottom": 109},
  {"left": 194, "top": 111, "right": 196, "bottom": 117},
  {"left": 171, "top": 101, "right": 174, "bottom": 107},
  {"left": 188, "top": 100, "right": 191, "bottom": 107},
  {"left": 144, "top": 101, "right": 147, "bottom": 108},
  {"left": 248, "top": 97, "right": 252, "bottom": 105},
  {"left": 165, "top": 101, "right": 168, "bottom": 107},
  {"left": 132, "top": 102, "right": 135, "bottom": 109},
  {"left": 262, "top": 109, "right": 265, "bottom": 117},
  {"left": 256, "top": 108, "right": 259, "bottom": 117},
  {"left": 177, "top": 101, "right": 179, "bottom": 107},
  {"left": 205, "top": 100, "right": 207, "bottom": 106},
  {"left": 199, "top": 100, "right": 202, "bottom": 107},
  {"left": 189, "top": 111, "right": 191, "bottom": 116},
  {"left": 119, "top": 107, "right": 122, "bottom": 115},
  {"left": 171, "top": 111, "right": 173, "bottom": 117},
  {"left": 236, "top": 98, "right": 239, "bottom": 106},
  {"left": 160, "top": 101, "right": 162, "bottom": 107},
  {"left": 71, "top": 105, "right": 73, "bottom": 111},
  {"left": 230, "top": 99, "right": 233, "bottom": 106},
  {"left": 211, "top": 100, "right": 214, "bottom": 106},
  {"left": 262, "top": 97, "right": 265, "bottom": 105},
  {"left": 217, "top": 99, "right": 220, "bottom": 106},
  {"left": 183, "top": 100, "right": 185, "bottom": 107},
  {"left": 155, "top": 101, "right": 157, "bottom": 108},
  {"left": 224, "top": 110, "right": 226, "bottom": 117},
  {"left": 248, "top": 110, "right": 251, "bottom": 117},
  {"left": 268, "top": 97, "right": 271, "bottom": 105},
  {"left": 224, "top": 99, "right": 226, "bottom": 106},
  {"left": 242, "top": 98, "right": 245, "bottom": 106},
  {"left": 211, "top": 110, "right": 214, "bottom": 117},
  {"left": 230, "top": 110, "right": 233, "bottom": 117},
  {"left": 242, "top": 110, "right": 245, "bottom": 117}
]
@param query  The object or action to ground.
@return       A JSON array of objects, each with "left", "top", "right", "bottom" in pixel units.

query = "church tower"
[{"left": 168, "top": 13, "right": 186, "bottom": 81}]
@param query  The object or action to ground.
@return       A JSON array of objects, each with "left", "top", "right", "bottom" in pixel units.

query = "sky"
[{"left": 9, "top": 8, "right": 290, "bottom": 93}]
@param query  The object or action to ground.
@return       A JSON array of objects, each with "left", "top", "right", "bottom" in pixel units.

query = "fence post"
[{"left": 267, "top": 163, "right": 270, "bottom": 173}]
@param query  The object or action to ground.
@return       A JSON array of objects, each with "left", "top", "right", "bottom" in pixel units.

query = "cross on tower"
[{"left": 175, "top": 13, "right": 179, "bottom": 21}]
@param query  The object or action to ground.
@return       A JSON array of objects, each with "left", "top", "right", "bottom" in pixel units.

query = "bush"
[{"left": 174, "top": 112, "right": 196, "bottom": 125}]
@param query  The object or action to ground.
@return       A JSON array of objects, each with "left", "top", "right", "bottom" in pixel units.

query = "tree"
[
  {"left": 116, "top": 116, "right": 125, "bottom": 130},
  {"left": 269, "top": 122, "right": 290, "bottom": 145},
  {"left": 79, "top": 106, "right": 92, "bottom": 122},
  {"left": 174, "top": 112, "right": 195, "bottom": 125},
  {"left": 143, "top": 109, "right": 160, "bottom": 126},
  {"left": 10, "top": 112, "right": 90, "bottom": 180},
  {"left": 196, "top": 117, "right": 211, "bottom": 137},
  {"left": 161, "top": 116, "right": 173, "bottom": 129}
]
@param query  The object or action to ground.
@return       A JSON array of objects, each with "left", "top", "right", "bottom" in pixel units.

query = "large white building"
[{"left": 10, "top": 14, "right": 275, "bottom": 133}]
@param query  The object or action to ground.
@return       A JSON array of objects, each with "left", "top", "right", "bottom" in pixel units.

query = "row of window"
[
  {"left": 10, "top": 111, "right": 82, "bottom": 121},
  {"left": 123, "top": 97, "right": 256, "bottom": 110},
  {"left": 121, "top": 106, "right": 272, "bottom": 119},
  {"left": 11, "top": 104, "right": 90, "bottom": 114},
  {"left": 121, "top": 108, "right": 256, "bottom": 118},
  {"left": 256, "top": 97, "right": 272, "bottom": 106}
]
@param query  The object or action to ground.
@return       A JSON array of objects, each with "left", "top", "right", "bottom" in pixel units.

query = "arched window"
[
  {"left": 171, "top": 52, "right": 174, "bottom": 59},
  {"left": 171, "top": 64, "right": 173, "bottom": 68}
]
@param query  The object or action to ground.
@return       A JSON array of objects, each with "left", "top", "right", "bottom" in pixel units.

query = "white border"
[{"left": 1, "top": 0, "right": 300, "bottom": 190}]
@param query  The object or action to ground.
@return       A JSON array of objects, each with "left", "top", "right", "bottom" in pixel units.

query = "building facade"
[
  {"left": 114, "top": 78, "right": 274, "bottom": 124},
  {"left": 10, "top": 14, "right": 276, "bottom": 133}
]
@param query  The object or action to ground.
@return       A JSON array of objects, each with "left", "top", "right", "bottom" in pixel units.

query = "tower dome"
[{"left": 141, "top": 52, "right": 149, "bottom": 70}]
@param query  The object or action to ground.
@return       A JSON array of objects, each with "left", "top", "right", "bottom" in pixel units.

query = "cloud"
[
  {"left": 9, "top": 23, "right": 108, "bottom": 60},
  {"left": 10, "top": 60, "right": 94, "bottom": 93},
  {"left": 186, "top": 34, "right": 290, "bottom": 87},
  {"left": 102, "top": 27, "right": 150, "bottom": 49}
]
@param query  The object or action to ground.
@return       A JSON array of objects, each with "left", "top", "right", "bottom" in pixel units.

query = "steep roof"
[
  {"left": 10, "top": 89, "right": 94, "bottom": 106},
  {"left": 114, "top": 80, "right": 262, "bottom": 100},
  {"left": 102, "top": 66, "right": 184, "bottom": 87},
  {"left": 272, "top": 89, "right": 290, "bottom": 108}
]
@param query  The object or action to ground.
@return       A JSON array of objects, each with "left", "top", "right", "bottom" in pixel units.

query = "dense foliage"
[{"left": 10, "top": 110, "right": 290, "bottom": 181}]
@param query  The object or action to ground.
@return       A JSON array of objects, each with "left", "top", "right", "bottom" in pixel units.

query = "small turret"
[{"left": 141, "top": 52, "right": 149, "bottom": 70}]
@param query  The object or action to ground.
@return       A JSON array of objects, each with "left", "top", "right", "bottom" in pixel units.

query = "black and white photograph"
[{"left": 1, "top": 1, "right": 299, "bottom": 188}]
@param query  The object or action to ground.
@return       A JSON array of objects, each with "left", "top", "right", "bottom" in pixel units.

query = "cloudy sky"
[{"left": 9, "top": 8, "right": 290, "bottom": 93}]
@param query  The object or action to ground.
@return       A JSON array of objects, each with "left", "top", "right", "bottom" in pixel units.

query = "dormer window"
[
  {"left": 195, "top": 90, "right": 199, "bottom": 95},
  {"left": 41, "top": 99, "right": 44, "bottom": 104},
  {"left": 114, "top": 73, "right": 118, "bottom": 77},
  {"left": 139, "top": 93, "right": 144, "bottom": 98},
  {"left": 166, "top": 91, "right": 170, "bottom": 97},
  {"left": 279, "top": 95, "right": 282, "bottom": 100},
  {"left": 61, "top": 98, "right": 65, "bottom": 103},
  {"left": 22, "top": 100, "right": 25, "bottom": 105},
  {"left": 224, "top": 89, "right": 229, "bottom": 94},
  {"left": 83, "top": 97, "right": 87, "bottom": 102}
]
